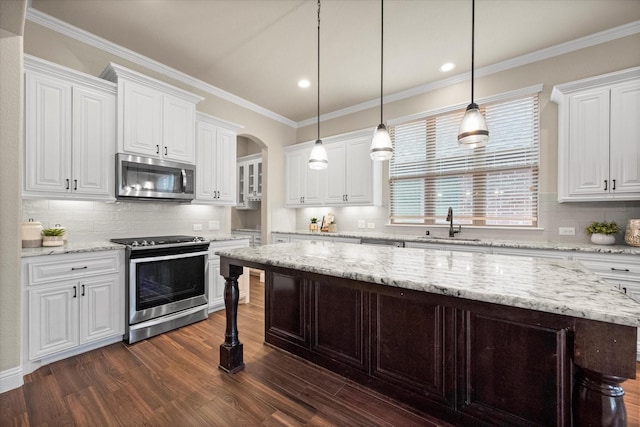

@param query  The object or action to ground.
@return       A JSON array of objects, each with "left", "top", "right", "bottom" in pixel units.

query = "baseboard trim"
[{"left": 0, "top": 366, "right": 24, "bottom": 393}]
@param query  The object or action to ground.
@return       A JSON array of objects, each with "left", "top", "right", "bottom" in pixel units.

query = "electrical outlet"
[
  {"left": 357, "top": 220, "right": 366, "bottom": 229},
  {"left": 193, "top": 223, "right": 203, "bottom": 231},
  {"left": 367, "top": 222, "right": 375, "bottom": 229},
  {"left": 208, "top": 220, "right": 220, "bottom": 230},
  {"left": 559, "top": 227, "right": 575, "bottom": 236}
]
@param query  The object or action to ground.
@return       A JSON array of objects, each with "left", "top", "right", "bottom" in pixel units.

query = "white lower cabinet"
[
  {"left": 208, "top": 239, "right": 251, "bottom": 312},
  {"left": 24, "top": 250, "right": 124, "bottom": 364}
]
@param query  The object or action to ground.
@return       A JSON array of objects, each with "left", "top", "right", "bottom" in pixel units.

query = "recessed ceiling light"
[
  {"left": 298, "top": 79, "right": 311, "bottom": 88},
  {"left": 439, "top": 62, "right": 456, "bottom": 72}
]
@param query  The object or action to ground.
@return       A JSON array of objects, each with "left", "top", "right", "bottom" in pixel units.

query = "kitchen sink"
[{"left": 418, "top": 237, "right": 481, "bottom": 242}]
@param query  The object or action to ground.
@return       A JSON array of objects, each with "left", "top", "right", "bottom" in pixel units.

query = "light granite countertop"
[
  {"left": 272, "top": 230, "right": 640, "bottom": 255},
  {"left": 217, "top": 240, "right": 640, "bottom": 328},
  {"left": 21, "top": 234, "right": 249, "bottom": 258}
]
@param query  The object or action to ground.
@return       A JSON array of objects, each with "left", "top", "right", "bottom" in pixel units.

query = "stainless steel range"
[{"left": 110, "top": 235, "right": 209, "bottom": 344}]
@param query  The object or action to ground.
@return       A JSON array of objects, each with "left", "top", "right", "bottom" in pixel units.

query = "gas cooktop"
[{"left": 111, "top": 235, "right": 207, "bottom": 247}]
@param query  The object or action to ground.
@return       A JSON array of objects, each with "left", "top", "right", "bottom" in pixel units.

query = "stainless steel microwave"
[{"left": 116, "top": 153, "right": 195, "bottom": 201}]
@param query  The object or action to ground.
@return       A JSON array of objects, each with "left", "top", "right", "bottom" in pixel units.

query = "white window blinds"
[{"left": 389, "top": 93, "right": 540, "bottom": 227}]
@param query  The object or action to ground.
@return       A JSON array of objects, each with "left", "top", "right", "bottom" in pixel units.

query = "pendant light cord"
[
  {"left": 471, "top": 0, "right": 475, "bottom": 104},
  {"left": 380, "top": 0, "right": 384, "bottom": 124},
  {"left": 317, "top": 0, "right": 321, "bottom": 141}
]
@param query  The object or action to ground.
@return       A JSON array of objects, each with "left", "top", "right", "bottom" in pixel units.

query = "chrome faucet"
[{"left": 446, "top": 207, "right": 461, "bottom": 238}]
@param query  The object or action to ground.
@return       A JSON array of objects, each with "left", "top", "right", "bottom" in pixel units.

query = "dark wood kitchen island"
[{"left": 216, "top": 241, "right": 640, "bottom": 427}]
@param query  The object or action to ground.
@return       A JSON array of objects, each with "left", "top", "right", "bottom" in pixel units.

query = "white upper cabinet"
[
  {"left": 101, "top": 63, "right": 203, "bottom": 164},
  {"left": 552, "top": 67, "right": 640, "bottom": 202},
  {"left": 325, "top": 134, "right": 376, "bottom": 205},
  {"left": 237, "top": 153, "right": 262, "bottom": 210},
  {"left": 285, "top": 146, "right": 324, "bottom": 207},
  {"left": 24, "top": 56, "right": 116, "bottom": 201},
  {"left": 285, "top": 129, "right": 382, "bottom": 208},
  {"left": 194, "top": 112, "right": 241, "bottom": 205}
]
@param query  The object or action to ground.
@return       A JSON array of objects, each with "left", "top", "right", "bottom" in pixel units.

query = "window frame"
[{"left": 388, "top": 85, "right": 542, "bottom": 228}]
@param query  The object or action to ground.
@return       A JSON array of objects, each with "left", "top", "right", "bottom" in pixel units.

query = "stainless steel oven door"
[{"left": 129, "top": 250, "right": 208, "bottom": 325}]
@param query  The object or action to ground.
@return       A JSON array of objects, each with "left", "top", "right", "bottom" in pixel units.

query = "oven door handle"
[
  {"left": 181, "top": 169, "right": 187, "bottom": 193},
  {"left": 129, "top": 250, "right": 209, "bottom": 264}
]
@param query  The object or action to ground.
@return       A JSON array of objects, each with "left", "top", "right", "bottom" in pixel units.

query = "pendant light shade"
[
  {"left": 309, "top": 0, "right": 328, "bottom": 170},
  {"left": 309, "top": 139, "right": 328, "bottom": 170},
  {"left": 370, "top": 124, "right": 393, "bottom": 160},
  {"left": 370, "top": 0, "right": 393, "bottom": 161},
  {"left": 457, "top": 0, "right": 489, "bottom": 148},
  {"left": 458, "top": 103, "right": 489, "bottom": 148}
]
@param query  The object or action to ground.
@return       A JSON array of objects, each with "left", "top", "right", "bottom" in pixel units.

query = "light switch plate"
[
  {"left": 367, "top": 222, "right": 375, "bottom": 229},
  {"left": 357, "top": 220, "right": 366, "bottom": 229},
  {"left": 208, "top": 220, "right": 220, "bottom": 230},
  {"left": 559, "top": 227, "right": 575, "bottom": 236},
  {"left": 193, "top": 223, "right": 203, "bottom": 231}
]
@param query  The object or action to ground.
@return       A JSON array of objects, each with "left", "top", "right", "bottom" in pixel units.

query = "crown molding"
[
  {"left": 26, "top": 6, "right": 639, "bottom": 130},
  {"left": 25, "top": 7, "right": 297, "bottom": 128},
  {"left": 298, "top": 20, "right": 640, "bottom": 128}
]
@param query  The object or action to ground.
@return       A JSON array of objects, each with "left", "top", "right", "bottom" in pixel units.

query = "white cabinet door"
[
  {"left": 247, "top": 159, "right": 263, "bottom": 200},
  {"left": 163, "top": 94, "right": 195, "bottom": 163},
  {"left": 79, "top": 276, "right": 122, "bottom": 344},
  {"left": 29, "top": 283, "right": 79, "bottom": 360},
  {"left": 610, "top": 80, "right": 640, "bottom": 195},
  {"left": 24, "top": 72, "right": 72, "bottom": 195},
  {"left": 285, "top": 149, "right": 324, "bottom": 207},
  {"left": 325, "top": 143, "right": 347, "bottom": 204},
  {"left": 208, "top": 258, "right": 225, "bottom": 311},
  {"left": 72, "top": 86, "right": 115, "bottom": 198},
  {"left": 196, "top": 120, "right": 216, "bottom": 200},
  {"left": 214, "top": 127, "right": 237, "bottom": 204},
  {"left": 345, "top": 136, "right": 374, "bottom": 204},
  {"left": 122, "top": 80, "right": 163, "bottom": 157},
  {"left": 567, "top": 88, "right": 610, "bottom": 197},
  {"left": 195, "top": 119, "right": 237, "bottom": 205}
]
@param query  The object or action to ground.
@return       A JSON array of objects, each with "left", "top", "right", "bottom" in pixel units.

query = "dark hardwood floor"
[{"left": 1, "top": 273, "right": 639, "bottom": 426}]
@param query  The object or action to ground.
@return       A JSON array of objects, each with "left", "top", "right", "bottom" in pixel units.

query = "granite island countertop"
[
  {"left": 218, "top": 240, "right": 640, "bottom": 328},
  {"left": 272, "top": 230, "right": 640, "bottom": 255}
]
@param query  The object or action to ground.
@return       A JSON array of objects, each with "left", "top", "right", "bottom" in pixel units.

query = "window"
[{"left": 389, "top": 92, "right": 540, "bottom": 227}]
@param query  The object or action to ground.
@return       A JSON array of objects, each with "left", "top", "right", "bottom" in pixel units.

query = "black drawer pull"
[
  {"left": 71, "top": 266, "right": 88, "bottom": 271},
  {"left": 73, "top": 286, "right": 77, "bottom": 298},
  {"left": 81, "top": 284, "right": 85, "bottom": 296},
  {"left": 612, "top": 179, "right": 616, "bottom": 190},
  {"left": 610, "top": 267, "right": 630, "bottom": 272}
]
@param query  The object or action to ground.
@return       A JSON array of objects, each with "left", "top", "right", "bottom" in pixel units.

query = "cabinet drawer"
[
  {"left": 572, "top": 253, "right": 640, "bottom": 278},
  {"left": 28, "top": 252, "right": 120, "bottom": 285}
]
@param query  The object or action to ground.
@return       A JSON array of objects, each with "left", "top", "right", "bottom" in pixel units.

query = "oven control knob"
[
  {"left": 141, "top": 240, "right": 148, "bottom": 246},
  {"left": 131, "top": 241, "right": 139, "bottom": 247},
  {"left": 149, "top": 241, "right": 156, "bottom": 246}
]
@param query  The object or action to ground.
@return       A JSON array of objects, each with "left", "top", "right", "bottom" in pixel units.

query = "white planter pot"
[
  {"left": 590, "top": 233, "right": 615, "bottom": 245},
  {"left": 42, "top": 236, "right": 65, "bottom": 247}
]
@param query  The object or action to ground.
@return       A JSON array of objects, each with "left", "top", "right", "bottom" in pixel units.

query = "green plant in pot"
[
  {"left": 41, "top": 227, "right": 66, "bottom": 247},
  {"left": 309, "top": 217, "right": 319, "bottom": 232},
  {"left": 585, "top": 221, "right": 619, "bottom": 245}
]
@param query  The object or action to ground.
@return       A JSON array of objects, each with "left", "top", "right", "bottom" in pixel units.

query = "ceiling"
[{"left": 29, "top": 0, "right": 640, "bottom": 125}]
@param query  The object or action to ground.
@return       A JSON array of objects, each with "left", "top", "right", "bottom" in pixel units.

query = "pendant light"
[
  {"left": 370, "top": 0, "right": 393, "bottom": 161},
  {"left": 309, "top": 0, "right": 328, "bottom": 170},
  {"left": 457, "top": 0, "right": 489, "bottom": 148}
]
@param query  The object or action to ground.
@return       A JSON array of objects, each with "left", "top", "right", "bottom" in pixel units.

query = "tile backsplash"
[
  {"left": 294, "top": 193, "right": 640, "bottom": 244},
  {"left": 22, "top": 199, "right": 229, "bottom": 242}
]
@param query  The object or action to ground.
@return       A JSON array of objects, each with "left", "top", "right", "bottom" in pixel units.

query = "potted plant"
[
  {"left": 585, "top": 221, "right": 619, "bottom": 245},
  {"left": 41, "top": 227, "right": 66, "bottom": 247},
  {"left": 309, "top": 217, "right": 319, "bottom": 232}
]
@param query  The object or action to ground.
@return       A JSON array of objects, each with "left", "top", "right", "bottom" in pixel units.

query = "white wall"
[{"left": 0, "top": 0, "right": 26, "bottom": 379}]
